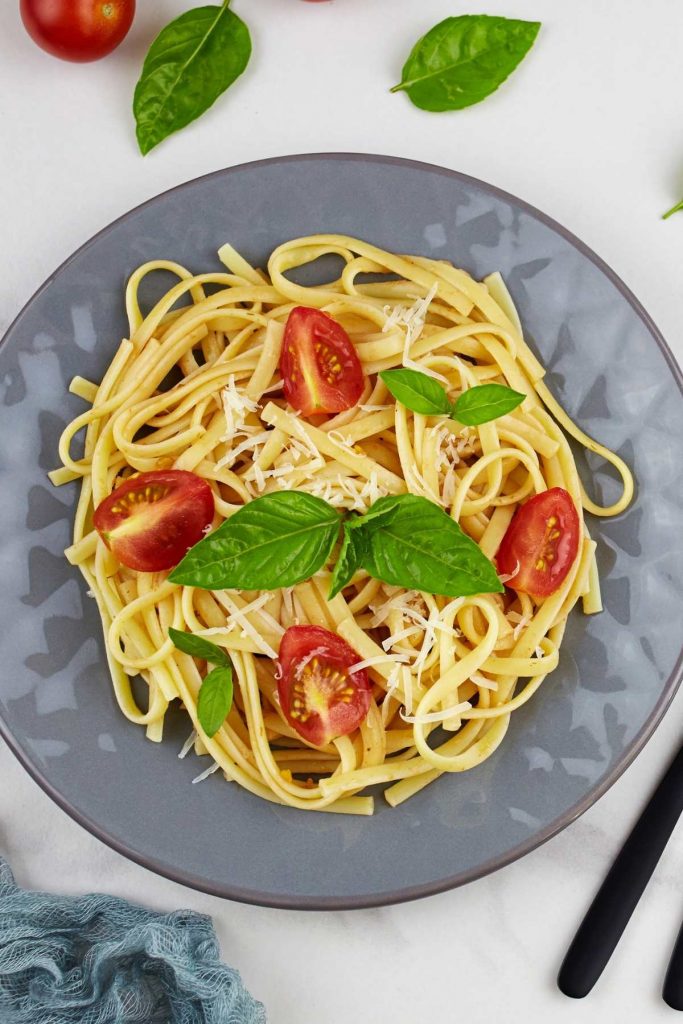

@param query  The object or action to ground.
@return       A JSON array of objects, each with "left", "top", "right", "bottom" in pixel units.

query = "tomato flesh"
[
  {"left": 277, "top": 625, "right": 371, "bottom": 747},
  {"left": 497, "top": 487, "right": 580, "bottom": 598},
  {"left": 20, "top": 0, "right": 135, "bottom": 62},
  {"left": 93, "top": 470, "right": 214, "bottom": 572},
  {"left": 280, "top": 307, "right": 364, "bottom": 417}
]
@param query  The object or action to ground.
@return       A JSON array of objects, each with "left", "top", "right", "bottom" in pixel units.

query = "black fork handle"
[{"left": 558, "top": 740, "right": 683, "bottom": 999}]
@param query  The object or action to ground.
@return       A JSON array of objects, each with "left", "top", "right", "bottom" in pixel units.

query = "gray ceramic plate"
[{"left": 1, "top": 154, "right": 682, "bottom": 909}]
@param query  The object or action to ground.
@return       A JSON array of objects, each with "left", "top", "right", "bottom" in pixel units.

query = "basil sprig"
[
  {"left": 171, "top": 491, "right": 502, "bottom": 600},
  {"left": 329, "top": 496, "right": 502, "bottom": 599},
  {"left": 134, "top": 2, "right": 252, "bottom": 156},
  {"left": 169, "top": 628, "right": 233, "bottom": 738},
  {"left": 391, "top": 15, "right": 541, "bottom": 113},
  {"left": 380, "top": 368, "right": 525, "bottom": 426}
]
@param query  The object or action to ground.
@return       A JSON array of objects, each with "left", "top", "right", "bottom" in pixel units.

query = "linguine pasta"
[{"left": 51, "top": 234, "right": 633, "bottom": 815}]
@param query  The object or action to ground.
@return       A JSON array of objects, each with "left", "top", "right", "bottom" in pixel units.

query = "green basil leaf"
[
  {"left": 169, "top": 627, "right": 230, "bottom": 668},
  {"left": 169, "top": 491, "right": 340, "bottom": 590},
  {"left": 453, "top": 383, "right": 525, "bottom": 426},
  {"left": 328, "top": 524, "right": 368, "bottom": 600},
  {"left": 391, "top": 15, "right": 541, "bottom": 113},
  {"left": 133, "top": 3, "right": 252, "bottom": 156},
  {"left": 328, "top": 498, "right": 404, "bottom": 598},
  {"left": 197, "top": 665, "right": 233, "bottom": 738},
  {"left": 359, "top": 494, "right": 503, "bottom": 598},
  {"left": 663, "top": 199, "right": 683, "bottom": 220},
  {"left": 347, "top": 497, "right": 402, "bottom": 533},
  {"left": 380, "top": 368, "right": 452, "bottom": 416}
]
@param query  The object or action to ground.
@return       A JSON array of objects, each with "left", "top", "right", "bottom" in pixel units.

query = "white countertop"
[{"left": 1, "top": 1, "right": 683, "bottom": 1020}]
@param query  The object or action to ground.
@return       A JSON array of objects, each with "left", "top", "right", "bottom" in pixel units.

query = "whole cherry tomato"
[{"left": 20, "top": 0, "right": 135, "bottom": 63}]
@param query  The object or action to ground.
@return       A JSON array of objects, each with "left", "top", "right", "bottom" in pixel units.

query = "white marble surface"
[{"left": 1, "top": 1, "right": 683, "bottom": 1020}]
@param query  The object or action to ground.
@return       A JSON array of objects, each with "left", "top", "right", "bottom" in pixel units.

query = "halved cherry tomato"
[
  {"left": 277, "top": 625, "right": 371, "bottom": 747},
  {"left": 280, "top": 307, "right": 364, "bottom": 417},
  {"left": 20, "top": 0, "right": 135, "bottom": 63},
  {"left": 93, "top": 470, "right": 214, "bottom": 572},
  {"left": 497, "top": 487, "right": 580, "bottom": 598}
]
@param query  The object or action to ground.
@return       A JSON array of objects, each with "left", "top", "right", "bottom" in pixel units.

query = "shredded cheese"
[
  {"left": 498, "top": 560, "right": 521, "bottom": 585},
  {"left": 348, "top": 653, "right": 410, "bottom": 673},
  {"left": 221, "top": 375, "right": 259, "bottom": 440},
  {"left": 178, "top": 729, "right": 197, "bottom": 759},
  {"left": 191, "top": 761, "right": 221, "bottom": 784},
  {"left": 199, "top": 593, "right": 279, "bottom": 657},
  {"left": 382, "top": 283, "right": 446, "bottom": 380}
]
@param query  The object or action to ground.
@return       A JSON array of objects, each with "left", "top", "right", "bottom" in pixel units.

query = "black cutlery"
[{"left": 558, "top": 737, "right": 683, "bottom": 1001}]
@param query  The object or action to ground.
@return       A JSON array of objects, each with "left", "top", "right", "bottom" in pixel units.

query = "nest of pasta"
[{"left": 52, "top": 235, "right": 632, "bottom": 814}]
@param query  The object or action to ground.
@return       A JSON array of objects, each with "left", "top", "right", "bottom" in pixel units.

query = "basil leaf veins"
[
  {"left": 357, "top": 494, "right": 503, "bottom": 598},
  {"left": 169, "top": 491, "right": 341, "bottom": 590},
  {"left": 197, "top": 666, "right": 233, "bottom": 738},
  {"left": 133, "top": 2, "right": 252, "bottom": 156},
  {"left": 391, "top": 15, "right": 540, "bottom": 113}
]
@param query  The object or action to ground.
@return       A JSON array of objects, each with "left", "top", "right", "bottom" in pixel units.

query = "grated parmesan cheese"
[
  {"left": 192, "top": 761, "right": 221, "bottom": 784},
  {"left": 327, "top": 430, "right": 356, "bottom": 450},
  {"left": 381, "top": 626, "right": 421, "bottom": 650},
  {"left": 382, "top": 283, "right": 447, "bottom": 381},
  {"left": 348, "top": 653, "right": 410, "bottom": 673},
  {"left": 498, "top": 561, "right": 521, "bottom": 585},
  {"left": 216, "top": 429, "right": 271, "bottom": 470},
  {"left": 178, "top": 729, "right": 197, "bottom": 759},
  {"left": 199, "top": 592, "right": 279, "bottom": 657},
  {"left": 221, "top": 375, "right": 258, "bottom": 441},
  {"left": 509, "top": 611, "right": 531, "bottom": 640},
  {"left": 294, "top": 469, "right": 389, "bottom": 514}
]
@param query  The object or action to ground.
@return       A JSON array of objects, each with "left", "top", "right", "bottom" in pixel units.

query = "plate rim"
[{"left": 1, "top": 151, "right": 682, "bottom": 911}]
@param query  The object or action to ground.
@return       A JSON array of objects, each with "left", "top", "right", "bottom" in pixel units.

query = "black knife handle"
[
  {"left": 558, "top": 739, "right": 683, "bottom": 999},
  {"left": 664, "top": 915, "right": 683, "bottom": 1010}
]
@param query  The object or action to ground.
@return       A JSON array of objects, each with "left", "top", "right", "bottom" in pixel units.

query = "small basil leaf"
[
  {"left": 133, "top": 3, "right": 252, "bottom": 156},
  {"left": 453, "top": 383, "right": 525, "bottom": 426},
  {"left": 391, "top": 15, "right": 541, "bottom": 113},
  {"left": 347, "top": 496, "right": 402, "bottom": 532},
  {"left": 169, "top": 491, "right": 340, "bottom": 590},
  {"left": 663, "top": 199, "right": 683, "bottom": 220},
  {"left": 359, "top": 494, "right": 502, "bottom": 598},
  {"left": 328, "top": 525, "right": 367, "bottom": 600},
  {"left": 380, "top": 368, "right": 451, "bottom": 416},
  {"left": 169, "top": 627, "right": 230, "bottom": 668},
  {"left": 197, "top": 665, "right": 233, "bottom": 738}
]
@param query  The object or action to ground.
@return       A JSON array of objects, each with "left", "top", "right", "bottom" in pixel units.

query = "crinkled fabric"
[{"left": 0, "top": 858, "right": 266, "bottom": 1024}]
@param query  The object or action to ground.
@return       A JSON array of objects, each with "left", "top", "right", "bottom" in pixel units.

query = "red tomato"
[
  {"left": 277, "top": 625, "right": 371, "bottom": 747},
  {"left": 280, "top": 307, "right": 364, "bottom": 417},
  {"left": 20, "top": 0, "right": 135, "bottom": 63},
  {"left": 93, "top": 470, "right": 214, "bottom": 572},
  {"left": 497, "top": 487, "right": 580, "bottom": 598}
]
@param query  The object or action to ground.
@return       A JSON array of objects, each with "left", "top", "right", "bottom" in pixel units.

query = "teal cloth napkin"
[{"left": 0, "top": 857, "right": 266, "bottom": 1024}]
